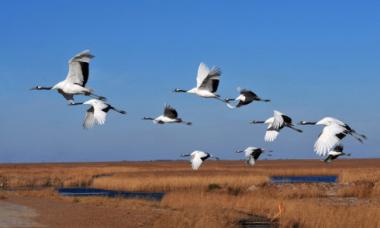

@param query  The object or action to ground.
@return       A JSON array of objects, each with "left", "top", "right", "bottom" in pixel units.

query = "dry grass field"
[{"left": 1, "top": 159, "right": 380, "bottom": 227}]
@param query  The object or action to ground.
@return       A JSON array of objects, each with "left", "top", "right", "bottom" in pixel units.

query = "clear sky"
[{"left": 0, "top": 1, "right": 379, "bottom": 162}]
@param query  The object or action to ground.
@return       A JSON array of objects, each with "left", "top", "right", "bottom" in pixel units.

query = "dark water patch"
[
  {"left": 271, "top": 176, "right": 337, "bottom": 184},
  {"left": 57, "top": 188, "right": 165, "bottom": 201}
]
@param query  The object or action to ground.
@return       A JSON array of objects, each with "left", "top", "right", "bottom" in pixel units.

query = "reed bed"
[{"left": 1, "top": 159, "right": 380, "bottom": 227}]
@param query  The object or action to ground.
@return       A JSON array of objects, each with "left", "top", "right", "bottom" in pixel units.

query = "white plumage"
[
  {"left": 251, "top": 110, "right": 302, "bottom": 142},
  {"left": 71, "top": 99, "right": 127, "bottom": 129},
  {"left": 299, "top": 117, "right": 366, "bottom": 156},
  {"left": 174, "top": 63, "right": 229, "bottom": 103},
  {"left": 143, "top": 105, "right": 191, "bottom": 125},
  {"left": 31, "top": 50, "right": 105, "bottom": 104},
  {"left": 181, "top": 150, "right": 218, "bottom": 170},
  {"left": 235, "top": 147, "right": 271, "bottom": 166}
]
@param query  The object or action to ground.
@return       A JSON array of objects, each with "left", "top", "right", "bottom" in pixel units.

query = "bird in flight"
[{"left": 31, "top": 50, "right": 105, "bottom": 104}]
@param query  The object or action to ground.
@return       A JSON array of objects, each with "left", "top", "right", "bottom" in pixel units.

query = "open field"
[{"left": 1, "top": 159, "right": 380, "bottom": 227}]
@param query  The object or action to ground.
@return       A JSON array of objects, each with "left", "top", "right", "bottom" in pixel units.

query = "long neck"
[
  {"left": 250, "top": 120, "right": 265, "bottom": 124},
  {"left": 33, "top": 86, "right": 53, "bottom": 90},
  {"left": 174, "top": 89, "right": 187, "bottom": 93},
  {"left": 299, "top": 121, "right": 317, "bottom": 125},
  {"left": 110, "top": 107, "right": 127, "bottom": 115},
  {"left": 69, "top": 102, "right": 84, "bottom": 106}
]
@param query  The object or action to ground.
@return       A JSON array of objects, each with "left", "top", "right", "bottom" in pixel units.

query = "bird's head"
[
  {"left": 173, "top": 88, "right": 187, "bottom": 93},
  {"left": 30, "top": 85, "right": 52, "bottom": 90},
  {"left": 30, "top": 86, "right": 40, "bottom": 90},
  {"left": 298, "top": 120, "right": 317, "bottom": 125}
]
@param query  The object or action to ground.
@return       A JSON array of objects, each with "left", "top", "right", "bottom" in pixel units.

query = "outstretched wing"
[
  {"left": 265, "top": 128, "right": 280, "bottom": 142},
  {"left": 252, "top": 149, "right": 263, "bottom": 160},
  {"left": 314, "top": 124, "right": 347, "bottom": 156},
  {"left": 163, "top": 105, "right": 178, "bottom": 119},
  {"left": 196, "top": 63, "right": 221, "bottom": 92},
  {"left": 272, "top": 110, "right": 285, "bottom": 129},
  {"left": 66, "top": 50, "right": 94, "bottom": 87},
  {"left": 196, "top": 63, "right": 210, "bottom": 88},
  {"left": 191, "top": 156, "right": 203, "bottom": 170},
  {"left": 240, "top": 89, "right": 258, "bottom": 98},
  {"left": 83, "top": 106, "right": 95, "bottom": 129},
  {"left": 247, "top": 156, "right": 255, "bottom": 166}
]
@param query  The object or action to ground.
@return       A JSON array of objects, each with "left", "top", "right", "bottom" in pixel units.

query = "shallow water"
[
  {"left": 58, "top": 188, "right": 165, "bottom": 201},
  {"left": 271, "top": 176, "right": 337, "bottom": 184}
]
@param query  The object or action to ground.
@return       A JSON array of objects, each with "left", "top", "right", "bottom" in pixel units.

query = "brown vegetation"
[{"left": 1, "top": 159, "right": 380, "bottom": 227}]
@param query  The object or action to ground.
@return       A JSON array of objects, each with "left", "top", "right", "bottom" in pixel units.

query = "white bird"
[
  {"left": 235, "top": 147, "right": 272, "bottom": 166},
  {"left": 299, "top": 117, "right": 366, "bottom": 156},
  {"left": 225, "top": 88, "right": 270, "bottom": 109},
  {"left": 250, "top": 110, "right": 303, "bottom": 142},
  {"left": 181, "top": 150, "right": 219, "bottom": 170},
  {"left": 71, "top": 99, "right": 126, "bottom": 129},
  {"left": 31, "top": 50, "right": 105, "bottom": 104},
  {"left": 143, "top": 105, "right": 192, "bottom": 125},
  {"left": 173, "top": 62, "right": 229, "bottom": 104},
  {"left": 323, "top": 144, "right": 351, "bottom": 163}
]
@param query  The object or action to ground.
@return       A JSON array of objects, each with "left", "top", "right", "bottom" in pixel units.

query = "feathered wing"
[
  {"left": 93, "top": 109, "right": 107, "bottom": 125},
  {"left": 196, "top": 63, "right": 210, "bottom": 88},
  {"left": 272, "top": 111, "right": 285, "bottom": 129},
  {"left": 66, "top": 50, "right": 94, "bottom": 86},
  {"left": 163, "top": 105, "right": 178, "bottom": 119},
  {"left": 199, "top": 68, "right": 221, "bottom": 92},
  {"left": 191, "top": 156, "right": 203, "bottom": 170},
  {"left": 92, "top": 100, "right": 109, "bottom": 126},
  {"left": 265, "top": 127, "right": 280, "bottom": 142},
  {"left": 247, "top": 156, "right": 256, "bottom": 166},
  {"left": 314, "top": 124, "right": 347, "bottom": 156},
  {"left": 244, "top": 147, "right": 256, "bottom": 158},
  {"left": 196, "top": 62, "right": 221, "bottom": 92},
  {"left": 83, "top": 107, "right": 96, "bottom": 129}
]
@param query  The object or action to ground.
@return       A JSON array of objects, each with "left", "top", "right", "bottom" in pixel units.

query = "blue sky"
[{"left": 0, "top": 1, "right": 379, "bottom": 162}]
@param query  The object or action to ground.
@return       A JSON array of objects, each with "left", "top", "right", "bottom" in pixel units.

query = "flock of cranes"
[{"left": 31, "top": 50, "right": 367, "bottom": 170}]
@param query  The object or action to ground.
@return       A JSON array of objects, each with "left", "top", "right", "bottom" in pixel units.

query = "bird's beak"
[{"left": 30, "top": 86, "right": 37, "bottom": 90}]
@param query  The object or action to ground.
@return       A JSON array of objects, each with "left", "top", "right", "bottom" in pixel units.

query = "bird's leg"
[
  {"left": 235, "top": 150, "right": 244, "bottom": 153},
  {"left": 287, "top": 124, "right": 303, "bottom": 133},
  {"left": 351, "top": 130, "right": 367, "bottom": 140},
  {"left": 110, "top": 107, "right": 127, "bottom": 115},
  {"left": 214, "top": 96, "right": 230, "bottom": 104},
  {"left": 88, "top": 93, "right": 107, "bottom": 101},
  {"left": 349, "top": 133, "right": 364, "bottom": 143},
  {"left": 181, "top": 121, "right": 192, "bottom": 126},
  {"left": 143, "top": 117, "right": 155, "bottom": 121},
  {"left": 258, "top": 98, "right": 271, "bottom": 102},
  {"left": 180, "top": 153, "right": 191, "bottom": 157}
]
